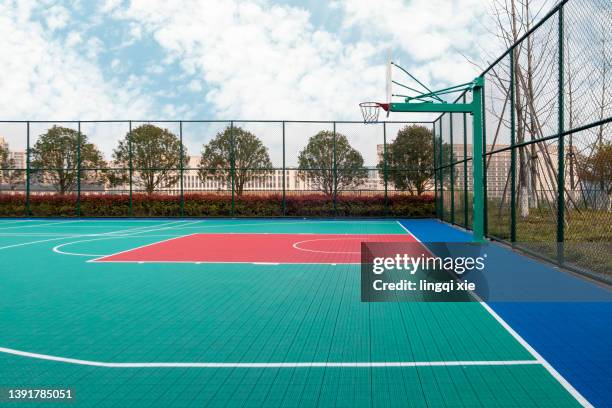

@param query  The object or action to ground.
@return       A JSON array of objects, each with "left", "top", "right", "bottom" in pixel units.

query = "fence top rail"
[
  {"left": 0, "top": 119, "right": 434, "bottom": 124},
  {"left": 483, "top": 116, "right": 612, "bottom": 156},
  {"left": 433, "top": 116, "right": 611, "bottom": 169},
  {"left": 432, "top": 0, "right": 570, "bottom": 124},
  {"left": 480, "top": 0, "right": 569, "bottom": 77}
]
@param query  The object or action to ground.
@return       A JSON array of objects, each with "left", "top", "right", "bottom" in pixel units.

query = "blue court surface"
[{"left": 403, "top": 219, "right": 612, "bottom": 408}]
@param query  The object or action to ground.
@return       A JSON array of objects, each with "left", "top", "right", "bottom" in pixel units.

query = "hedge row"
[{"left": 0, "top": 193, "right": 434, "bottom": 217}]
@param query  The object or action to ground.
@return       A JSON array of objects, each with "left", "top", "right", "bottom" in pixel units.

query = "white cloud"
[
  {"left": 129, "top": 22, "right": 142, "bottom": 40},
  {"left": 162, "top": 103, "right": 193, "bottom": 118},
  {"left": 333, "top": 0, "right": 498, "bottom": 91},
  {"left": 0, "top": 0, "right": 566, "bottom": 166},
  {"left": 115, "top": 0, "right": 386, "bottom": 121},
  {"left": 112, "top": 0, "right": 496, "bottom": 125},
  {"left": 0, "top": 1, "right": 157, "bottom": 158},
  {"left": 65, "top": 31, "right": 83, "bottom": 47},
  {"left": 45, "top": 4, "right": 70, "bottom": 31},
  {"left": 0, "top": 2, "right": 152, "bottom": 121},
  {"left": 99, "top": 0, "right": 124, "bottom": 14},
  {"left": 85, "top": 36, "right": 105, "bottom": 59},
  {"left": 187, "top": 80, "right": 202, "bottom": 92},
  {"left": 145, "top": 64, "right": 165, "bottom": 75},
  {"left": 2, "top": 0, "right": 528, "bottom": 166},
  {"left": 106, "top": 0, "right": 454, "bottom": 162},
  {"left": 336, "top": 0, "right": 487, "bottom": 60},
  {"left": 113, "top": 22, "right": 144, "bottom": 49}
]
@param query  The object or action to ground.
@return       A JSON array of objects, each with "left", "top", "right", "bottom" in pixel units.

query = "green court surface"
[{"left": 0, "top": 219, "right": 582, "bottom": 407}]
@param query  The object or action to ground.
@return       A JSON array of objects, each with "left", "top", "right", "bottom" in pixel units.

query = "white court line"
[
  {"left": 0, "top": 220, "right": 190, "bottom": 251},
  {"left": 0, "top": 346, "right": 540, "bottom": 369},
  {"left": 88, "top": 233, "right": 197, "bottom": 262},
  {"left": 290, "top": 234, "right": 410, "bottom": 255},
  {"left": 0, "top": 219, "right": 35, "bottom": 226},
  {"left": 0, "top": 233, "right": 84, "bottom": 237},
  {"left": 88, "top": 230, "right": 404, "bottom": 262},
  {"left": 0, "top": 236, "right": 87, "bottom": 251},
  {"left": 394, "top": 221, "right": 414, "bottom": 236},
  {"left": 89, "top": 231, "right": 412, "bottom": 264},
  {"left": 479, "top": 302, "right": 593, "bottom": 407},
  {"left": 0, "top": 220, "right": 203, "bottom": 230},
  {"left": 154, "top": 220, "right": 399, "bottom": 230},
  {"left": 187, "top": 232, "right": 404, "bottom": 235},
  {"left": 53, "top": 236, "right": 129, "bottom": 257},
  {"left": 3, "top": 220, "right": 398, "bottom": 229},
  {"left": 96, "top": 220, "right": 190, "bottom": 236},
  {"left": 395, "top": 221, "right": 593, "bottom": 408},
  {"left": 292, "top": 237, "right": 362, "bottom": 254},
  {"left": 54, "top": 221, "right": 197, "bottom": 257},
  {"left": 54, "top": 232, "right": 191, "bottom": 257},
  {"left": 90, "top": 260, "right": 359, "bottom": 265},
  {"left": 0, "top": 220, "right": 83, "bottom": 230}
]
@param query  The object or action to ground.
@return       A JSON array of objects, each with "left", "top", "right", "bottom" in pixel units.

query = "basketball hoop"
[{"left": 359, "top": 102, "right": 389, "bottom": 124}]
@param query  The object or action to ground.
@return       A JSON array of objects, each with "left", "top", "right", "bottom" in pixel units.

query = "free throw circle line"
[{"left": 292, "top": 237, "right": 365, "bottom": 254}]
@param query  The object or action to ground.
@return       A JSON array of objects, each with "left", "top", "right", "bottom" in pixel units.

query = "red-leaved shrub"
[{"left": 0, "top": 193, "right": 434, "bottom": 218}]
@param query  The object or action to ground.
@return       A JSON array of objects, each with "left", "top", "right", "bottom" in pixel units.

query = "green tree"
[
  {"left": 297, "top": 131, "right": 367, "bottom": 196},
  {"left": 113, "top": 124, "right": 188, "bottom": 195},
  {"left": 198, "top": 126, "right": 272, "bottom": 196},
  {"left": 30, "top": 126, "right": 107, "bottom": 194},
  {"left": 0, "top": 145, "right": 23, "bottom": 191},
  {"left": 578, "top": 141, "right": 612, "bottom": 209},
  {"left": 380, "top": 125, "right": 434, "bottom": 195},
  {"left": 433, "top": 139, "right": 455, "bottom": 188}
]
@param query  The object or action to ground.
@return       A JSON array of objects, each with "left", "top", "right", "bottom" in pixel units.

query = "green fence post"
[
  {"left": 431, "top": 121, "right": 442, "bottom": 218},
  {"left": 481, "top": 87, "right": 488, "bottom": 237},
  {"left": 437, "top": 120, "right": 444, "bottom": 220},
  {"left": 128, "top": 121, "right": 133, "bottom": 217},
  {"left": 25, "top": 122, "right": 30, "bottom": 216},
  {"left": 383, "top": 122, "right": 388, "bottom": 216},
  {"left": 282, "top": 121, "right": 286, "bottom": 216},
  {"left": 76, "top": 121, "right": 81, "bottom": 217},
  {"left": 333, "top": 122, "right": 337, "bottom": 216},
  {"left": 462, "top": 94, "right": 468, "bottom": 228},
  {"left": 510, "top": 50, "right": 517, "bottom": 242},
  {"left": 557, "top": 5, "right": 565, "bottom": 262},
  {"left": 449, "top": 113, "right": 455, "bottom": 224},
  {"left": 179, "top": 121, "right": 184, "bottom": 217},
  {"left": 230, "top": 121, "right": 235, "bottom": 216},
  {"left": 432, "top": 123, "right": 438, "bottom": 219},
  {"left": 472, "top": 77, "right": 485, "bottom": 242}
]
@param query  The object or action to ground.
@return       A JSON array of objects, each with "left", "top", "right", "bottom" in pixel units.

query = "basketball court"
[
  {"left": 0, "top": 218, "right": 588, "bottom": 407},
  {"left": 0, "top": 0, "right": 610, "bottom": 406}
]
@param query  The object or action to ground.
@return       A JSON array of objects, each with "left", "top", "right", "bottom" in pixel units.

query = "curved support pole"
[{"left": 384, "top": 75, "right": 486, "bottom": 242}]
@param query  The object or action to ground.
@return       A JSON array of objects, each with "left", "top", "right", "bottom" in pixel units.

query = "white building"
[
  {"left": 178, "top": 156, "right": 375, "bottom": 193},
  {"left": 451, "top": 143, "right": 579, "bottom": 202},
  {"left": 0, "top": 136, "right": 26, "bottom": 169}
]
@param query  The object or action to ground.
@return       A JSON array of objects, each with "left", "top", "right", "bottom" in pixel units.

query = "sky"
[{"left": 0, "top": 0, "right": 521, "bottom": 164}]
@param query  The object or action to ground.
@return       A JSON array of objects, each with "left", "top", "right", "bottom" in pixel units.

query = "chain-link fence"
[
  {"left": 0, "top": 120, "right": 436, "bottom": 218},
  {"left": 435, "top": 0, "right": 611, "bottom": 282},
  {"left": 1, "top": 0, "right": 608, "bottom": 280}
]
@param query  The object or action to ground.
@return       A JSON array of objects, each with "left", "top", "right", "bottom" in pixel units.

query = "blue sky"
[
  {"left": 0, "top": 0, "right": 502, "bottom": 123},
  {"left": 2, "top": 0, "right": 538, "bottom": 162}
]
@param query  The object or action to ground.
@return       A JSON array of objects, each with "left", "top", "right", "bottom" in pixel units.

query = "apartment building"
[
  {"left": 451, "top": 143, "right": 578, "bottom": 202},
  {"left": 0, "top": 136, "right": 26, "bottom": 169}
]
